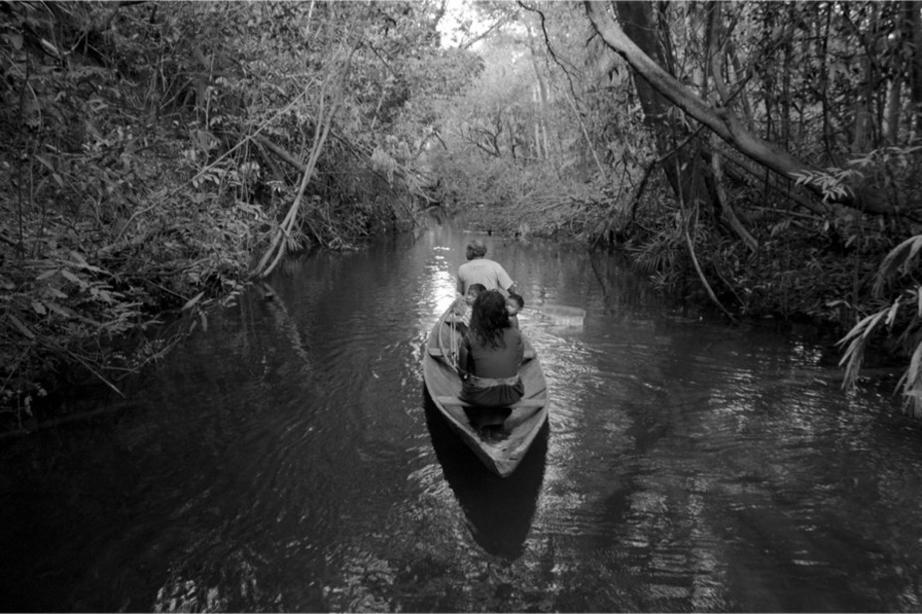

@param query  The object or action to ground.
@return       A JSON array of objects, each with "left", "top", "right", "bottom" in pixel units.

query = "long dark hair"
[{"left": 468, "top": 289, "right": 510, "bottom": 348}]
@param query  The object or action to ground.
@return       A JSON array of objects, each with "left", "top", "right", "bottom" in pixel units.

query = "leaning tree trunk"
[
  {"left": 584, "top": 1, "right": 900, "bottom": 217},
  {"left": 252, "top": 47, "right": 354, "bottom": 278}
]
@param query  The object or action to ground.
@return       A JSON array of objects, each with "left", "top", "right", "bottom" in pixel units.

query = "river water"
[{"left": 2, "top": 222, "right": 922, "bottom": 612}]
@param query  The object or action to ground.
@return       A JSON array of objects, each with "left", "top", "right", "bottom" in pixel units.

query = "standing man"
[{"left": 457, "top": 239, "right": 517, "bottom": 297}]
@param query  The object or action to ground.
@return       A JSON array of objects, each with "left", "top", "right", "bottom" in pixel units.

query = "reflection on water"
[
  {"left": 0, "top": 221, "right": 921, "bottom": 612},
  {"left": 423, "top": 387, "right": 547, "bottom": 559}
]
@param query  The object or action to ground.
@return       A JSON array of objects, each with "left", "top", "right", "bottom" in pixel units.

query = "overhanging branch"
[{"left": 584, "top": 1, "right": 895, "bottom": 216}]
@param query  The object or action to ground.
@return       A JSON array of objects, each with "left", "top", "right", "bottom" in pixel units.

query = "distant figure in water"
[
  {"left": 459, "top": 290, "right": 524, "bottom": 408},
  {"left": 505, "top": 291, "right": 524, "bottom": 329},
  {"left": 456, "top": 239, "right": 516, "bottom": 297}
]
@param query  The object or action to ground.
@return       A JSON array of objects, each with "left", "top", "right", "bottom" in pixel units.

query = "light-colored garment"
[
  {"left": 466, "top": 373, "right": 521, "bottom": 388},
  {"left": 457, "top": 258, "right": 513, "bottom": 294}
]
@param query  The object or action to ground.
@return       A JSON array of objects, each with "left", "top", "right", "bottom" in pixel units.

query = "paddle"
[{"left": 532, "top": 303, "right": 586, "bottom": 327}]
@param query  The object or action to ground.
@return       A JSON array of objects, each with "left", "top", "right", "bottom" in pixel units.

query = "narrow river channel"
[{"left": 2, "top": 221, "right": 922, "bottom": 612}]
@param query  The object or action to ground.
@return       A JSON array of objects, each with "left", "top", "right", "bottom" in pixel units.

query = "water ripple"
[{"left": 1, "top": 226, "right": 920, "bottom": 612}]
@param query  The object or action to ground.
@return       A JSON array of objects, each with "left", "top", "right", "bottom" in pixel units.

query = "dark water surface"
[{"left": 2, "top": 223, "right": 922, "bottom": 612}]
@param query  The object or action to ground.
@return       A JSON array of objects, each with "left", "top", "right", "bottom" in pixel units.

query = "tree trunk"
[
  {"left": 883, "top": 0, "right": 904, "bottom": 143},
  {"left": 526, "top": 22, "right": 552, "bottom": 162},
  {"left": 910, "top": 1, "right": 922, "bottom": 135},
  {"left": 609, "top": 1, "right": 710, "bottom": 206},
  {"left": 819, "top": 3, "right": 836, "bottom": 161},
  {"left": 780, "top": 17, "right": 792, "bottom": 146},
  {"left": 887, "top": 77, "right": 903, "bottom": 145}
]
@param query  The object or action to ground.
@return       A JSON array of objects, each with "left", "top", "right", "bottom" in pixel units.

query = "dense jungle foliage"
[
  {"left": 3, "top": 0, "right": 922, "bottom": 430},
  {"left": 0, "top": 0, "right": 477, "bottom": 428}
]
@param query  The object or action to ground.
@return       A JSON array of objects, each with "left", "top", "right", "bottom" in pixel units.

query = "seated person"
[
  {"left": 456, "top": 239, "right": 516, "bottom": 296},
  {"left": 506, "top": 291, "right": 524, "bottom": 329},
  {"left": 458, "top": 289, "right": 524, "bottom": 408}
]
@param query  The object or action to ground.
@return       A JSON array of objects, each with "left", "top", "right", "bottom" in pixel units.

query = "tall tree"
[{"left": 608, "top": 1, "right": 712, "bottom": 206}]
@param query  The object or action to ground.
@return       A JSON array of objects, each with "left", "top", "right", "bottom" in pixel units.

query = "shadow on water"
[{"left": 422, "top": 386, "right": 547, "bottom": 560}]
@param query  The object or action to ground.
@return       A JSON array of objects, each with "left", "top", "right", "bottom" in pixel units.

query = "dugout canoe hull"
[{"left": 422, "top": 307, "right": 549, "bottom": 477}]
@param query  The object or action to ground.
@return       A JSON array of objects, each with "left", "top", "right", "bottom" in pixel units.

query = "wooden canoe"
[{"left": 422, "top": 305, "right": 549, "bottom": 477}]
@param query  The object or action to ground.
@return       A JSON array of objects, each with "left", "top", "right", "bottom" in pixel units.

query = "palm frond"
[{"left": 874, "top": 235, "right": 922, "bottom": 296}]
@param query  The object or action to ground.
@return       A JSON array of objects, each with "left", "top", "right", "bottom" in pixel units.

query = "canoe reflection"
[{"left": 423, "top": 387, "right": 548, "bottom": 559}]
